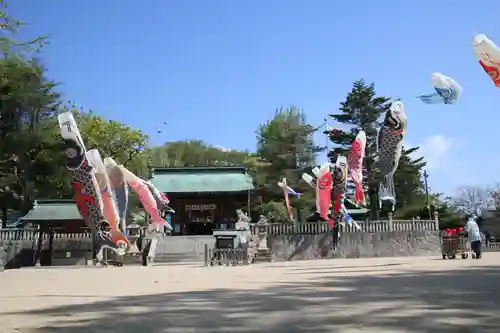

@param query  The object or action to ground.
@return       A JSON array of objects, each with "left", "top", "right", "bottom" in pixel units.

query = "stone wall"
[
  {"left": 269, "top": 231, "right": 441, "bottom": 261},
  {"left": 0, "top": 240, "right": 35, "bottom": 269},
  {"left": 153, "top": 235, "right": 214, "bottom": 263},
  {"left": 0, "top": 230, "right": 93, "bottom": 268},
  {"left": 0, "top": 229, "right": 214, "bottom": 267},
  {"left": 0, "top": 218, "right": 441, "bottom": 268}
]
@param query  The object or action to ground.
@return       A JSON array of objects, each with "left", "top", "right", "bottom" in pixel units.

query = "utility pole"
[{"left": 423, "top": 170, "right": 431, "bottom": 218}]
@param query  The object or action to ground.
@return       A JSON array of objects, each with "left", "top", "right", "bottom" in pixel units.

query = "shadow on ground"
[{"left": 5, "top": 265, "right": 500, "bottom": 332}]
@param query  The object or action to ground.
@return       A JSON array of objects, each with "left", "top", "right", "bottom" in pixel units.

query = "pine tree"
[
  {"left": 327, "top": 80, "right": 426, "bottom": 218},
  {"left": 394, "top": 146, "right": 426, "bottom": 207},
  {"left": 327, "top": 80, "right": 390, "bottom": 218},
  {"left": 256, "top": 106, "right": 318, "bottom": 221}
]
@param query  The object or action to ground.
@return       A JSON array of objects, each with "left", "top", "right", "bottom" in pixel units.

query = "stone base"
[
  {"left": 269, "top": 231, "right": 441, "bottom": 261},
  {"left": 254, "top": 250, "right": 272, "bottom": 263}
]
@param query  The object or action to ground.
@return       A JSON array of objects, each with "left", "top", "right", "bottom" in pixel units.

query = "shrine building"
[{"left": 149, "top": 166, "right": 255, "bottom": 236}]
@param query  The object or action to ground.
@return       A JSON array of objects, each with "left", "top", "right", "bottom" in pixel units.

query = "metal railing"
[{"left": 203, "top": 245, "right": 249, "bottom": 267}]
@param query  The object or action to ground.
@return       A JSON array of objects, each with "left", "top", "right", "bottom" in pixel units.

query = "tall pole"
[
  {"left": 324, "top": 117, "right": 329, "bottom": 162},
  {"left": 423, "top": 170, "right": 431, "bottom": 218}
]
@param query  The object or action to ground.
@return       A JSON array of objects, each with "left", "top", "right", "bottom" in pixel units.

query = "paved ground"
[{"left": 0, "top": 254, "right": 499, "bottom": 333}]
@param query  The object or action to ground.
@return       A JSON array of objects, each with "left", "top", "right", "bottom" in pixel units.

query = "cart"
[{"left": 441, "top": 235, "right": 469, "bottom": 259}]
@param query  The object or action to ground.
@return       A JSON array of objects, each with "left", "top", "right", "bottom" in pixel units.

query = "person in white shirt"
[{"left": 465, "top": 215, "right": 482, "bottom": 259}]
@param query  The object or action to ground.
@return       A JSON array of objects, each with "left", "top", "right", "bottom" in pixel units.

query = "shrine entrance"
[{"left": 149, "top": 166, "right": 254, "bottom": 236}]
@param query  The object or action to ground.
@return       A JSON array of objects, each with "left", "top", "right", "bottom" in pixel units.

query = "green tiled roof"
[
  {"left": 21, "top": 199, "right": 82, "bottom": 221},
  {"left": 5, "top": 211, "right": 23, "bottom": 227},
  {"left": 150, "top": 166, "right": 254, "bottom": 193}
]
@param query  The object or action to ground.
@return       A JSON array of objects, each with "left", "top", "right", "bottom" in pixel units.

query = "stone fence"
[
  {"left": 485, "top": 242, "right": 500, "bottom": 252},
  {"left": 0, "top": 216, "right": 440, "bottom": 267},
  {"left": 250, "top": 218, "right": 438, "bottom": 235},
  {"left": 0, "top": 228, "right": 92, "bottom": 241},
  {"left": 0, "top": 217, "right": 438, "bottom": 242},
  {"left": 0, "top": 228, "right": 93, "bottom": 269}
]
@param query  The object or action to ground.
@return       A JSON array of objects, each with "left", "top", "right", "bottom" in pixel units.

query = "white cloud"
[
  {"left": 214, "top": 145, "right": 233, "bottom": 152},
  {"left": 408, "top": 134, "right": 453, "bottom": 170}
]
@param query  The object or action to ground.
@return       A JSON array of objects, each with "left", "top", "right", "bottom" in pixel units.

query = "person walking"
[{"left": 465, "top": 215, "right": 482, "bottom": 259}]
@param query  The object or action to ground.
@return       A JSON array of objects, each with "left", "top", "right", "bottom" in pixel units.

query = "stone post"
[
  {"left": 256, "top": 215, "right": 269, "bottom": 251},
  {"left": 0, "top": 245, "right": 6, "bottom": 272},
  {"left": 388, "top": 212, "right": 393, "bottom": 232},
  {"left": 34, "top": 227, "right": 43, "bottom": 267},
  {"left": 433, "top": 211, "right": 439, "bottom": 231}
]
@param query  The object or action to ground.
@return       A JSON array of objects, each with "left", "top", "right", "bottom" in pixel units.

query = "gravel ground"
[{"left": 0, "top": 254, "right": 499, "bottom": 333}]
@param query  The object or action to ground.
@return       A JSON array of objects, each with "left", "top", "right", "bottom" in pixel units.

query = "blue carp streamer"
[{"left": 419, "top": 72, "right": 461, "bottom": 105}]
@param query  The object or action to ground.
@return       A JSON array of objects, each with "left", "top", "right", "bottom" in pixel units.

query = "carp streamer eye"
[
  {"left": 66, "top": 148, "right": 77, "bottom": 158},
  {"left": 488, "top": 70, "right": 499, "bottom": 79}
]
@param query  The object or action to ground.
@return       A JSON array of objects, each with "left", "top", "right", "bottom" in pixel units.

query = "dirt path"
[{"left": 0, "top": 254, "right": 499, "bottom": 332}]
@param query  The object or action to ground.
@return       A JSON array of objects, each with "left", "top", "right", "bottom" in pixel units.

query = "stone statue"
[
  {"left": 235, "top": 209, "right": 251, "bottom": 243},
  {"left": 236, "top": 209, "right": 251, "bottom": 224},
  {"left": 234, "top": 209, "right": 253, "bottom": 264}
]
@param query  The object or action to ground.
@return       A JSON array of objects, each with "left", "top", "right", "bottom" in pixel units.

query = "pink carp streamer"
[
  {"left": 277, "top": 178, "right": 302, "bottom": 221},
  {"left": 347, "top": 130, "right": 366, "bottom": 206},
  {"left": 277, "top": 178, "right": 293, "bottom": 221},
  {"left": 87, "top": 150, "right": 130, "bottom": 251},
  {"left": 105, "top": 157, "right": 167, "bottom": 230},
  {"left": 316, "top": 164, "right": 334, "bottom": 228}
]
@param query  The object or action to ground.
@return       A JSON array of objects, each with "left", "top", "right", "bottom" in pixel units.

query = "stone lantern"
[
  {"left": 126, "top": 221, "right": 141, "bottom": 254},
  {"left": 256, "top": 215, "right": 269, "bottom": 251}
]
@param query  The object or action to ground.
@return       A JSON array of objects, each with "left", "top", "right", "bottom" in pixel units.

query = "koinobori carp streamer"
[{"left": 57, "top": 112, "right": 125, "bottom": 254}]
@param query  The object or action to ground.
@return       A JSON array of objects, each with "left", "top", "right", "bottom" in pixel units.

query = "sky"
[{"left": 8, "top": 0, "right": 500, "bottom": 195}]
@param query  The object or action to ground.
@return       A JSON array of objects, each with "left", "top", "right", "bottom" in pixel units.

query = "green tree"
[
  {"left": 327, "top": 80, "right": 389, "bottom": 217},
  {"left": 148, "top": 140, "right": 250, "bottom": 167},
  {"left": 393, "top": 146, "right": 426, "bottom": 208},
  {"left": 0, "top": 56, "right": 60, "bottom": 136},
  {"left": 328, "top": 80, "right": 426, "bottom": 218},
  {"left": 0, "top": 57, "right": 62, "bottom": 220},
  {"left": 257, "top": 106, "right": 317, "bottom": 183},
  {"left": 1, "top": 0, "right": 46, "bottom": 56},
  {"left": 256, "top": 201, "right": 289, "bottom": 223},
  {"left": 255, "top": 106, "right": 318, "bottom": 221},
  {"left": 70, "top": 110, "right": 150, "bottom": 176},
  {"left": 0, "top": 1, "right": 55, "bottom": 222}
]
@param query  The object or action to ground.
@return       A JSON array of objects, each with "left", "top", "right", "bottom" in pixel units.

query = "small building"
[
  {"left": 16, "top": 200, "right": 89, "bottom": 267},
  {"left": 20, "top": 199, "right": 86, "bottom": 232},
  {"left": 149, "top": 166, "right": 254, "bottom": 236}
]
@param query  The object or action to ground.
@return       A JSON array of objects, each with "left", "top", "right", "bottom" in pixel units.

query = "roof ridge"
[
  {"left": 150, "top": 170, "right": 254, "bottom": 193},
  {"left": 151, "top": 166, "right": 247, "bottom": 174}
]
